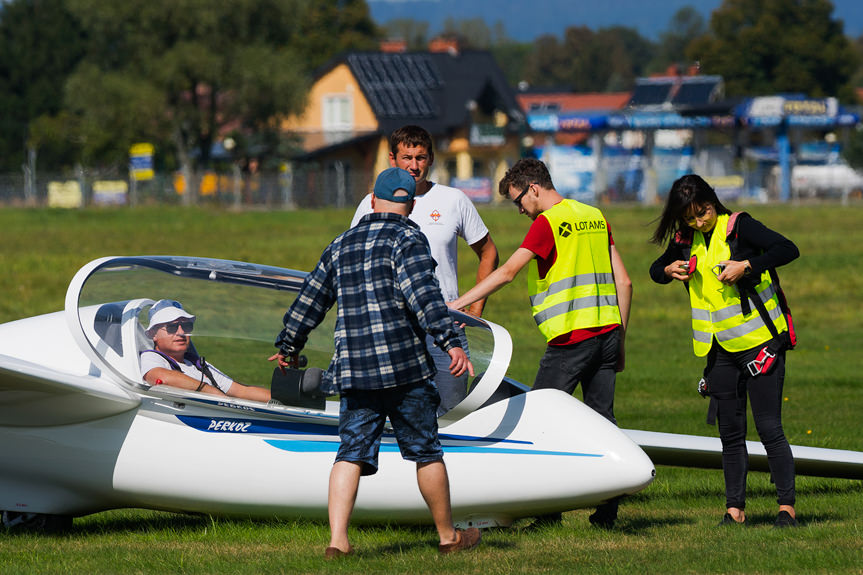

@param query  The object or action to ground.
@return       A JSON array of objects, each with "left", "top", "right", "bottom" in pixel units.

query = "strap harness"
[
  {"left": 141, "top": 349, "right": 218, "bottom": 392},
  {"left": 676, "top": 212, "right": 796, "bottom": 359},
  {"left": 677, "top": 213, "right": 798, "bottom": 425}
]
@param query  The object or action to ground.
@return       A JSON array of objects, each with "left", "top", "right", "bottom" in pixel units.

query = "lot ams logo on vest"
[{"left": 560, "top": 219, "right": 608, "bottom": 238}]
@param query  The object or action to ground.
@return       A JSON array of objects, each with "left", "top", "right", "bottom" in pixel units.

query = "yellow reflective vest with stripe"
[
  {"left": 689, "top": 213, "right": 788, "bottom": 357},
  {"left": 528, "top": 200, "right": 621, "bottom": 342}
]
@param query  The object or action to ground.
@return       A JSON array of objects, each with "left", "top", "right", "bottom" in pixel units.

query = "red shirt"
[{"left": 520, "top": 207, "right": 620, "bottom": 346}]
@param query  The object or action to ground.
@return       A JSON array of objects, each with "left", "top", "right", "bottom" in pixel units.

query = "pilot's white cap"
[{"left": 146, "top": 299, "right": 195, "bottom": 333}]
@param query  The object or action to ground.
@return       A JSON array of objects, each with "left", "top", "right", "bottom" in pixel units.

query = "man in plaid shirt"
[{"left": 270, "top": 167, "right": 480, "bottom": 558}]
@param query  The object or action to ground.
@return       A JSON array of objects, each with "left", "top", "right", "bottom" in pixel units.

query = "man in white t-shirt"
[
  {"left": 140, "top": 299, "right": 271, "bottom": 402},
  {"left": 350, "top": 126, "right": 499, "bottom": 414}
]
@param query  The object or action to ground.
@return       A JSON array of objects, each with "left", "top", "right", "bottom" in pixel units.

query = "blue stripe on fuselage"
[
  {"left": 175, "top": 414, "right": 536, "bottom": 447},
  {"left": 262, "top": 439, "right": 601, "bottom": 457}
]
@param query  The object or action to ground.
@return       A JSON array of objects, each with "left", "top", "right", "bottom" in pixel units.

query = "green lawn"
[{"left": 1, "top": 203, "right": 862, "bottom": 574}]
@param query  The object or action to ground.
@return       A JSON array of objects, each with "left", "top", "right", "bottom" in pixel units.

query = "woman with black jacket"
[{"left": 649, "top": 174, "right": 799, "bottom": 528}]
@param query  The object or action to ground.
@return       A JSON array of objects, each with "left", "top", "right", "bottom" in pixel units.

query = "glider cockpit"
[{"left": 67, "top": 256, "right": 520, "bottom": 423}]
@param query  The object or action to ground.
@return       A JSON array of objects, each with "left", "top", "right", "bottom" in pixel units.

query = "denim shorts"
[{"left": 336, "top": 380, "right": 443, "bottom": 476}]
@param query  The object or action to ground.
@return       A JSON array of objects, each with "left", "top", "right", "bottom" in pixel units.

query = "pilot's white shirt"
[{"left": 140, "top": 350, "right": 233, "bottom": 393}]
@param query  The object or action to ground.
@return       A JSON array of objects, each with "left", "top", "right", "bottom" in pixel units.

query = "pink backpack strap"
[{"left": 726, "top": 211, "right": 741, "bottom": 240}]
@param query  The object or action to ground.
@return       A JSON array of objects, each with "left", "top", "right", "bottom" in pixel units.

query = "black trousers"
[
  {"left": 706, "top": 342, "right": 796, "bottom": 509},
  {"left": 532, "top": 328, "right": 620, "bottom": 424},
  {"left": 532, "top": 328, "right": 622, "bottom": 523}
]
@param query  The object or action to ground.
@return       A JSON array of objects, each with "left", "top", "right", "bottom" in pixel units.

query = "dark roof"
[
  {"left": 628, "top": 75, "right": 723, "bottom": 109},
  {"left": 348, "top": 53, "right": 442, "bottom": 119},
  {"left": 327, "top": 50, "right": 524, "bottom": 136}
]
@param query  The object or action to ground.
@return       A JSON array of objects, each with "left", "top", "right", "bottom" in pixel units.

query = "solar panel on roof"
[
  {"left": 392, "top": 58, "right": 412, "bottom": 85},
  {"left": 345, "top": 53, "right": 447, "bottom": 119},
  {"left": 415, "top": 56, "right": 442, "bottom": 87},
  {"left": 672, "top": 82, "right": 717, "bottom": 105},
  {"left": 402, "top": 59, "right": 423, "bottom": 87},
  {"left": 377, "top": 88, "right": 396, "bottom": 116},
  {"left": 630, "top": 84, "right": 671, "bottom": 106},
  {"left": 350, "top": 56, "right": 376, "bottom": 84}
]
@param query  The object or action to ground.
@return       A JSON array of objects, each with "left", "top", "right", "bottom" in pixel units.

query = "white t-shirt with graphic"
[{"left": 350, "top": 182, "right": 489, "bottom": 302}]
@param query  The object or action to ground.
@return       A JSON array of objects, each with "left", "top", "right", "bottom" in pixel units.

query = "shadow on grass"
[
  {"left": 2, "top": 511, "right": 324, "bottom": 538},
  {"left": 1, "top": 512, "right": 206, "bottom": 539},
  {"left": 616, "top": 514, "right": 694, "bottom": 532},
  {"left": 796, "top": 478, "right": 863, "bottom": 496},
  {"left": 8, "top": 477, "right": 859, "bottom": 539},
  {"left": 643, "top": 474, "right": 862, "bottom": 502}
]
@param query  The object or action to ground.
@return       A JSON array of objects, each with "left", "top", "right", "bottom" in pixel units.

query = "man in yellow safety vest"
[{"left": 448, "top": 158, "right": 632, "bottom": 529}]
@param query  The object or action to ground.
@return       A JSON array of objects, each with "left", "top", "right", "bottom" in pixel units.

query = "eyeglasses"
[
  {"left": 160, "top": 320, "right": 194, "bottom": 334},
  {"left": 684, "top": 204, "right": 713, "bottom": 226},
  {"left": 512, "top": 184, "right": 531, "bottom": 209}
]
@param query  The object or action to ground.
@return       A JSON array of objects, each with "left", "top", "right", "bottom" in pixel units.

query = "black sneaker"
[
  {"left": 773, "top": 510, "right": 798, "bottom": 528},
  {"left": 718, "top": 512, "right": 746, "bottom": 526}
]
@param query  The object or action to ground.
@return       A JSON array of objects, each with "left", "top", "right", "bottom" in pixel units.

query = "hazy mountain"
[{"left": 367, "top": 0, "right": 863, "bottom": 43}]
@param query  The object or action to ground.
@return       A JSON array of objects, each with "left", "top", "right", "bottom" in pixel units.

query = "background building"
[{"left": 281, "top": 40, "right": 525, "bottom": 207}]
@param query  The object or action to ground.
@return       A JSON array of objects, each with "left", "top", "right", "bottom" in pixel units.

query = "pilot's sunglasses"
[{"left": 162, "top": 320, "right": 194, "bottom": 334}]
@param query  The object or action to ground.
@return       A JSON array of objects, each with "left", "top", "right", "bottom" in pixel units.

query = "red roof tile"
[{"left": 517, "top": 92, "right": 630, "bottom": 113}]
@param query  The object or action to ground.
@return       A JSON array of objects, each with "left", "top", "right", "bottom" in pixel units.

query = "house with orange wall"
[{"left": 280, "top": 42, "right": 525, "bottom": 207}]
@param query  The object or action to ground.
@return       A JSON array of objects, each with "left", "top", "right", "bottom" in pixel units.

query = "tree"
[
  {"left": 383, "top": 18, "right": 430, "bottom": 51},
  {"left": 521, "top": 33, "right": 572, "bottom": 89},
  {"left": 491, "top": 41, "right": 533, "bottom": 88},
  {"left": 688, "top": 0, "right": 859, "bottom": 101},
  {"left": 595, "top": 27, "right": 655, "bottom": 90},
  {"left": 651, "top": 6, "right": 707, "bottom": 74},
  {"left": 850, "top": 33, "right": 863, "bottom": 89},
  {"left": 47, "top": 0, "right": 378, "bottom": 199},
  {"left": 520, "top": 26, "right": 654, "bottom": 92},
  {"left": 0, "top": 0, "right": 86, "bottom": 171},
  {"left": 297, "top": 0, "right": 379, "bottom": 70},
  {"left": 441, "top": 17, "right": 497, "bottom": 49},
  {"left": 58, "top": 0, "right": 312, "bottom": 192}
]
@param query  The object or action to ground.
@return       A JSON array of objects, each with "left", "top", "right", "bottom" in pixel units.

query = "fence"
[
  {"left": 0, "top": 162, "right": 388, "bottom": 210},
  {"left": 0, "top": 159, "right": 860, "bottom": 209}
]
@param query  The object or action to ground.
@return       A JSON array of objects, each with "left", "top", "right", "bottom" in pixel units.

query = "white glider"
[{"left": 0, "top": 255, "right": 860, "bottom": 532}]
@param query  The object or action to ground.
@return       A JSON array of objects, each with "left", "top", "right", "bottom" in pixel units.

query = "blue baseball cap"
[{"left": 373, "top": 167, "right": 416, "bottom": 203}]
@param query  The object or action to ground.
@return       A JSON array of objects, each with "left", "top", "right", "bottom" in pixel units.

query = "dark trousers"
[
  {"left": 706, "top": 343, "right": 796, "bottom": 509},
  {"left": 532, "top": 328, "right": 620, "bottom": 424},
  {"left": 532, "top": 328, "right": 621, "bottom": 524}
]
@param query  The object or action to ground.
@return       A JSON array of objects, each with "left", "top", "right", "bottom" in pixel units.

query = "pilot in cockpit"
[{"left": 140, "top": 299, "right": 271, "bottom": 402}]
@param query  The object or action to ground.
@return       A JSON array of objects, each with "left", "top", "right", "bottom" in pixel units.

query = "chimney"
[
  {"left": 429, "top": 37, "right": 459, "bottom": 56},
  {"left": 380, "top": 38, "right": 407, "bottom": 53}
]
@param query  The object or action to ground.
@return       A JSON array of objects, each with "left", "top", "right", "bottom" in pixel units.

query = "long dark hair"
[{"left": 650, "top": 174, "right": 731, "bottom": 245}]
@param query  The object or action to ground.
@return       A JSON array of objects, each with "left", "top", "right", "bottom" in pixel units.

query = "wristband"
[{"left": 278, "top": 343, "right": 299, "bottom": 356}]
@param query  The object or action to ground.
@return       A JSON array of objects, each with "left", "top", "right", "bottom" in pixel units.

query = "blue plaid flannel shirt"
[{"left": 276, "top": 212, "right": 461, "bottom": 391}]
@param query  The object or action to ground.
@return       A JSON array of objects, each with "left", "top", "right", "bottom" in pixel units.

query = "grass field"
[{"left": 1, "top": 203, "right": 862, "bottom": 574}]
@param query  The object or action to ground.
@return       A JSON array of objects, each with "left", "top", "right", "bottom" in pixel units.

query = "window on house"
[{"left": 322, "top": 95, "right": 353, "bottom": 131}]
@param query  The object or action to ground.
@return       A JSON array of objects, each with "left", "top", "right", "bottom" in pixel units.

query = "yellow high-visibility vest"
[
  {"left": 689, "top": 213, "right": 788, "bottom": 357},
  {"left": 528, "top": 200, "right": 621, "bottom": 342}
]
